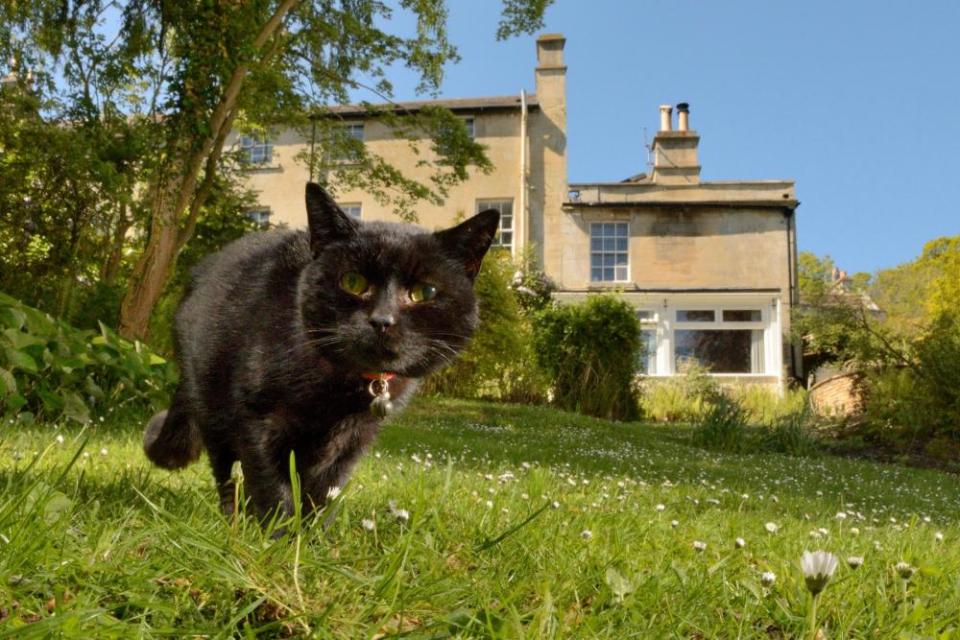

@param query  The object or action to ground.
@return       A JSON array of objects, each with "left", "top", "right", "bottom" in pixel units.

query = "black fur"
[{"left": 144, "top": 183, "right": 499, "bottom": 519}]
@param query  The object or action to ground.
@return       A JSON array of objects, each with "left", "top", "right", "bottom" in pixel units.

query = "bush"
[
  {"left": 533, "top": 295, "right": 641, "bottom": 421},
  {"left": 639, "top": 365, "right": 719, "bottom": 422},
  {"left": 421, "top": 249, "right": 549, "bottom": 403},
  {"left": 0, "top": 292, "right": 175, "bottom": 425},
  {"left": 731, "top": 384, "right": 809, "bottom": 426},
  {"left": 763, "top": 409, "right": 820, "bottom": 456},
  {"left": 691, "top": 394, "right": 749, "bottom": 453},
  {"left": 861, "top": 313, "right": 960, "bottom": 447}
]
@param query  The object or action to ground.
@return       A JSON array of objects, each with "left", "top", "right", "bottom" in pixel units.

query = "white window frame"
[
  {"left": 463, "top": 116, "right": 475, "bottom": 138},
  {"left": 589, "top": 222, "right": 630, "bottom": 283},
  {"left": 338, "top": 202, "right": 362, "bottom": 219},
  {"left": 245, "top": 206, "right": 271, "bottom": 228},
  {"left": 633, "top": 296, "right": 782, "bottom": 381},
  {"left": 476, "top": 199, "right": 513, "bottom": 249},
  {"left": 239, "top": 134, "right": 273, "bottom": 165}
]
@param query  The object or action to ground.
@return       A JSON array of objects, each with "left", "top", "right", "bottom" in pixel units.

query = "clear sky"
[{"left": 352, "top": 0, "right": 960, "bottom": 275}]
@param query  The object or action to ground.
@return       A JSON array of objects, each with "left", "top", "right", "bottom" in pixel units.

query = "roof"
[{"left": 317, "top": 94, "right": 538, "bottom": 118}]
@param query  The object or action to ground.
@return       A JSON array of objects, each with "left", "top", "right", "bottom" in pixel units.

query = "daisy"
[
  {"left": 760, "top": 571, "right": 776, "bottom": 587},
  {"left": 801, "top": 550, "right": 838, "bottom": 596},
  {"left": 765, "top": 522, "right": 779, "bottom": 534}
]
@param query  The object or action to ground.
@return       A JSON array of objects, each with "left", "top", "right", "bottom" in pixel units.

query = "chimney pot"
[
  {"left": 676, "top": 102, "right": 690, "bottom": 131},
  {"left": 659, "top": 104, "right": 673, "bottom": 132}
]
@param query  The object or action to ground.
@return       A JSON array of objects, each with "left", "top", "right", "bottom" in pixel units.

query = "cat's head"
[{"left": 297, "top": 183, "right": 500, "bottom": 379}]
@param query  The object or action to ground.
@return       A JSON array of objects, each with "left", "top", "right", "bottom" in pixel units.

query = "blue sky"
[{"left": 354, "top": 1, "right": 960, "bottom": 275}]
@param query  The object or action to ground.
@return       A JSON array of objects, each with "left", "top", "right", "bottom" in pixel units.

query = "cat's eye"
[
  {"left": 409, "top": 282, "right": 437, "bottom": 303},
  {"left": 340, "top": 272, "right": 369, "bottom": 296}
]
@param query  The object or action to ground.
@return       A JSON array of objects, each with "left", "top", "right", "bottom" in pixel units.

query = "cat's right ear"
[{"left": 305, "top": 182, "right": 358, "bottom": 255}]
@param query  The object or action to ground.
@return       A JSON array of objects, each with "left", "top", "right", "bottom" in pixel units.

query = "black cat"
[{"left": 143, "top": 182, "right": 499, "bottom": 519}]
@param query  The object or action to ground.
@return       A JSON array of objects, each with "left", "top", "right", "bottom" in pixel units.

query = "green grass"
[{"left": 1, "top": 398, "right": 959, "bottom": 638}]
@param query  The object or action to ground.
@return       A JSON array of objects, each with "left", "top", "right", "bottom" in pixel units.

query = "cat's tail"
[{"left": 143, "top": 393, "right": 202, "bottom": 470}]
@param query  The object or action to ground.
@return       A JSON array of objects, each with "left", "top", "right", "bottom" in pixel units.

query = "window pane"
[
  {"left": 723, "top": 309, "right": 762, "bottom": 322},
  {"left": 615, "top": 266, "right": 627, "bottom": 280},
  {"left": 590, "top": 223, "right": 602, "bottom": 238},
  {"left": 591, "top": 267, "right": 602, "bottom": 281},
  {"left": 674, "top": 329, "right": 765, "bottom": 374},
  {"left": 677, "top": 310, "right": 715, "bottom": 322},
  {"left": 603, "top": 237, "right": 615, "bottom": 251},
  {"left": 603, "top": 267, "right": 614, "bottom": 281},
  {"left": 636, "top": 310, "right": 653, "bottom": 321},
  {"left": 591, "top": 255, "right": 602, "bottom": 267},
  {"left": 615, "top": 254, "right": 628, "bottom": 265},
  {"left": 616, "top": 237, "right": 628, "bottom": 251},
  {"left": 500, "top": 231, "right": 512, "bottom": 245},
  {"left": 603, "top": 254, "right": 614, "bottom": 266},
  {"left": 638, "top": 329, "right": 657, "bottom": 375},
  {"left": 591, "top": 238, "right": 602, "bottom": 251},
  {"left": 603, "top": 222, "right": 614, "bottom": 235},
  {"left": 616, "top": 223, "right": 628, "bottom": 236}
]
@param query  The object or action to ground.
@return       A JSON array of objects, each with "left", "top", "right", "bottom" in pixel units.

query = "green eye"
[
  {"left": 340, "top": 272, "right": 369, "bottom": 296},
  {"left": 409, "top": 282, "right": 437, "bottom": 303}
]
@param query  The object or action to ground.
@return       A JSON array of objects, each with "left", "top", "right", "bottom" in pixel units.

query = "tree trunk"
[
  {"left": 101, "top": 201, "right": 131, "bottom": 286},
  {"left": 116, "top": 0, "right": 302, "bottom": 339}
]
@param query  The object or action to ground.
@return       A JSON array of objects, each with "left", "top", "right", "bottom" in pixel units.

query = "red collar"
[{"left": 360, "top": 372, "right": 397, "bottom": 381}]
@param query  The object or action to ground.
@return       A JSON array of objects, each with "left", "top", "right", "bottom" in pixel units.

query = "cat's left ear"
[
  {"left": 305, "top": 182, "right": 358, "bottom": 255},
  {"left": 434, "top": 209, "right": 501, "bottom": 280}
]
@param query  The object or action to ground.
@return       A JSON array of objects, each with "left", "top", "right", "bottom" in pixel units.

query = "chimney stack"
[
  {"left": 651, "top": 101, "right": 700, "bottom": 185},
  {"left": 659, "top": 104, "right": 673, "bottom": 132},
  {"left": 676, "top": 102, "right": 690, "bottom": 131}
]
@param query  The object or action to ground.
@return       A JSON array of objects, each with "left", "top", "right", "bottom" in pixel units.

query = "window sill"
[{"left": 245, "top": 163, "right": 284, "bottom": 173}]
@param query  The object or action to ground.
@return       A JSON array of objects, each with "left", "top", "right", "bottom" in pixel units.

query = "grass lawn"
[{"left": 1, "top": 398, "right": 959, "bottom": 638}]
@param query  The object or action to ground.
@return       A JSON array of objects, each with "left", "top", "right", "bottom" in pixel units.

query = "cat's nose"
[{"left": 369, "top": 314, "right": 396, "bottom": 333}]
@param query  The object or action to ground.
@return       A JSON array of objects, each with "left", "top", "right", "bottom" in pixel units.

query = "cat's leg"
[
  {"left": 301, "top": 428, "right": 370, "bottom": 514},
  {"left": 208, "top": 450, "right": 238, "bottom": 517},
  {"left": 239, "top": 426, "right": 295, "bottom": 523}
]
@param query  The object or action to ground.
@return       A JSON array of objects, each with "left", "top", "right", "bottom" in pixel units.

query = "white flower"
[
  {"left": 765, "top": 522, "right": 779, "bottom": 534},
  {"left": 846, "top": 556, "right": 864, "bottom": 569},
  {"left": 326, "top": 486, "right": 341, "bottom": 500},
  {"left": 580, "top": 529, "right": 593, "bottom": 541},
  {"left": 485, "top": 500, "right": 493, "bottom": 509},
  {"left": 835, "top": 512, "right": 847, "bottom": 520},
  {"left": 801, "top": 550, "right": 839, "bottom": 596},
  {"left": 99, "top": 448, "right": 108, "bottom": 456},
  {"left": 655, "top": 504, "right": 666, "bottom": 512},
  {"left": 394, "top": 508, "right": 410, "bottom": 522},
  {"left": 849, "top": 527, "right": 860, "bottom": 536},
  {"left": 935, "top": 531, "right": 944, "bottom": 542},
  {"left": 735, "top": 537, "right": 746, "bottom": 549},
  {"left": 760, "top": 571, "right": 776, "bottom": 587},
  {"left": 551, "top": 501, "right": 561, "bottom": 510},
  {"left": 895, "top": 562, "right": 915, "bottom": 580},
  {"left": 670, "top": 519, "right": 679, "bottom": 528},
  {"left": 361, "top": 518, "right": 375, "bottom": 531},
  {"left": 693, "top": 540, "right": 707, "bottom": 552},
  {"left": 55, "top": 434, "right": 65, "bottom": 445}
]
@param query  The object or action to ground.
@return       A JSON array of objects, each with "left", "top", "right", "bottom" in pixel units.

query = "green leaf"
[
  {"left": 6, "top": 393, "right": 27, "bottom": 410},
  {"left": 62, "top": 392, "right": 91, "bottom": 424},
  {"left": 605, "top": 567, "right": 634, "bottom": 602},
  {"left": 4, "top": 347, "right": 38, "bottom": 373},
  {"left": 0, "top": 307, "right": 27, "bottom": 330},
  {"left": 43, "top": 492, "right": 74, "bottom": 524},
  {"left": 3, "top": 327, "right": 45, "bottom": 350},
  {"left": 0, "top": 367, "right": 14, "bottom": 395},
  {"left": 38, "top": 388, "right": 65, "bottom": 412}
]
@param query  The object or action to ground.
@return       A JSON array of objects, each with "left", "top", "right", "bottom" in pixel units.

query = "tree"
[{"left": 2, "top": 1, "right": 555, "bottom": 339}]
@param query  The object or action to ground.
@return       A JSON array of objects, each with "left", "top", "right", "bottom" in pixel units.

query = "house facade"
[{"left": 235, "top": 34, "right": 800, "bottom": 387}]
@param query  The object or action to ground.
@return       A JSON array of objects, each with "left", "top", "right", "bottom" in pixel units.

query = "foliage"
[
  {"left": 639, "top": 364, "right": 719, "bottom": 423},
  {"left": 0, "top": 292, "right": 174, "bottom": 425},
  {"left": 421, "top": 249, "right": 549, "bottom": 403},
  {"left": 762, "top": 409, "right": 820, "bottom": 457},
  {"left": 860, "top": 314, "right": 960, "bottom": 446},
  {"left": 533, "top": 295, "right": 641, "bottom": 420},
  {"left": 691, "top": 394, "right": 749, "bottom": 453},
  {"left": 732, "top": 385, "right": 809, "bottom": 426},
  {"left": 1, "top": 1, "right": 554, "bottom": 338}
]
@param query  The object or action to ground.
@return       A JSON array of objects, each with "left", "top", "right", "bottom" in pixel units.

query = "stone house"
[{"left": 234, "top": 34, "right": 800, "bottom": 388}]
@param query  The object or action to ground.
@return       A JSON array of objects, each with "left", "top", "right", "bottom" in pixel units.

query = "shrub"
[
  {"left": 639, "top": 364, "right": 719, "bottom": 423},
  {"left": 421, "top": 249, "right": 549, "bottom": 403},
  {"left": 691, "top": 394, "right": 749, "bottom": 453},
  {"left": 0, "top": 292, "right": 175, "bottom": 425},
  {"left": 533, "top": 295, "right": 641, "bottom": 421},
  {"left": 732, "top": 384, "right": 809, "bottom": 426},
  {"left": 763, "top": 409, "right": 820, "bottom": 456}
]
